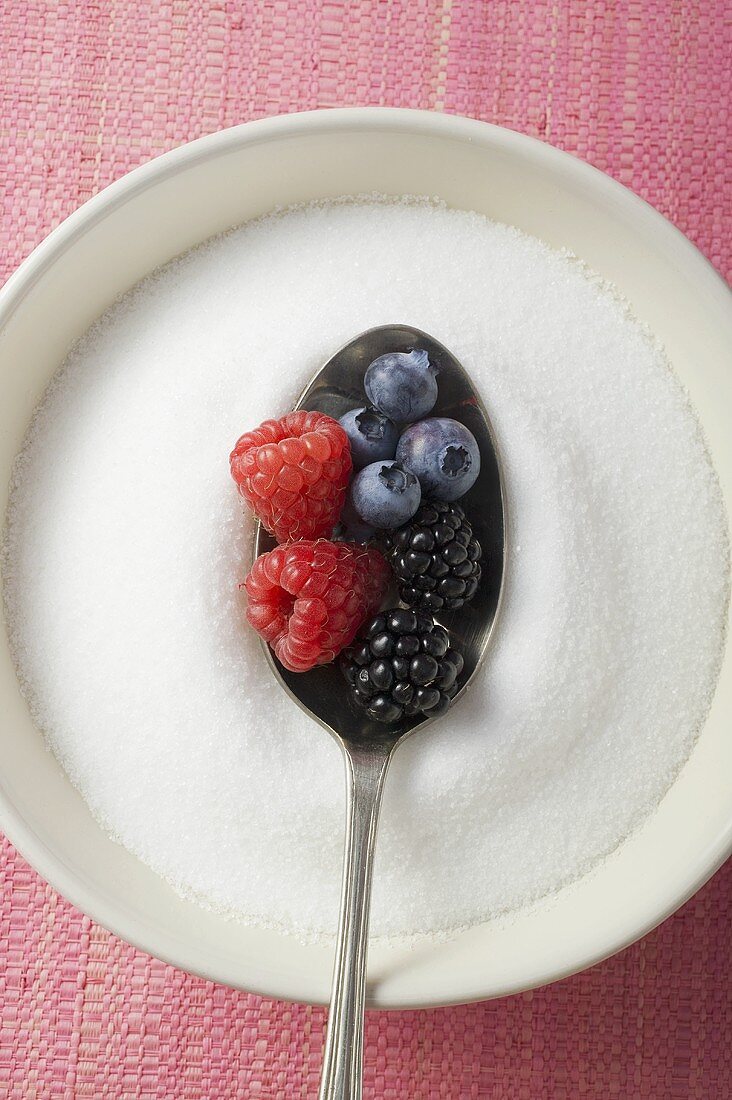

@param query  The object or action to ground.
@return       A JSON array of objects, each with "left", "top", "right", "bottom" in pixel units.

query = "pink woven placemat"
[{"left": 1, "top": 2, "right": 731, "bottom": 1097}]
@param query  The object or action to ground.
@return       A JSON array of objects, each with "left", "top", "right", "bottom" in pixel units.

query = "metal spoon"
[{"left": 253, "top": 325, "right": 506, "bottom": 1100}]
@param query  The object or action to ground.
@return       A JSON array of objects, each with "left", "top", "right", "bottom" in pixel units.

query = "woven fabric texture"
[{"left": 1, "top": 1, "right": 731, "bottom": 1097}]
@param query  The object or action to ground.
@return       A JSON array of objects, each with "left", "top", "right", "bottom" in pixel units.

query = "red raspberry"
[
  {"left": 243, "top": 540, "right": 390, "bottom": 672},
  {"left": 230, "top": 411, "right": 352, "bottom": 543}
]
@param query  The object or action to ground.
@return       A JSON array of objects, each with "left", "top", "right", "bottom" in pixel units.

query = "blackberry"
[
  {"left": 340, "top": 608, "right": 464, "bottom": 725},
  {"left": 383, "top": 499, "right": 482, "bottom": 612}
]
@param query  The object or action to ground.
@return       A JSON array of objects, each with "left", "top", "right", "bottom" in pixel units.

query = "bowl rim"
[{"left": 1, "top": 106, "right": 731, "bottom": 1008}]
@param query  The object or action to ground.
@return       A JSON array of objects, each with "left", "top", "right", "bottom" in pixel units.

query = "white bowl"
[{"left": 1, "top": 109, "right": 730, "bottom": 1008}]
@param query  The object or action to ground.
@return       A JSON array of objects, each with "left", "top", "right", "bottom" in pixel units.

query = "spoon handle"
[{"left": 318, "top": 739, "right": 393, "bottom": 1100}]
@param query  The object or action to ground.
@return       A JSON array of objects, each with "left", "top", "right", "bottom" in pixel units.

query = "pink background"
[{"left": 1, "top": 2, "right": 731, "bottom": 1096}]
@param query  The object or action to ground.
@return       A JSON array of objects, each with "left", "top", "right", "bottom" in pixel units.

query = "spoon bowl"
[
  {"left": 253, "top": 324, "right": 506, "bottom": 747},
  {"left": 252, "top": 325, "right": 506, "bottom": 1098}
]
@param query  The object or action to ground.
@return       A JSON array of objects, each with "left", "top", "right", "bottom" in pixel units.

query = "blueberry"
[
  {"left": 364, "top": 349, "right": 438, "bottom": 423},
  {"left": 348, "top": 460, "right": 421, "bottom": 529},
  {"left": 338, "top": 406, "right": 399, "bottom": 469},
  {"left": 396, "top": 418, "right": 480, "bottom": 502}
]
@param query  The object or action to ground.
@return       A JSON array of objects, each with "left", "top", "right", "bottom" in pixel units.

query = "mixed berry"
[
  {"left": 364, "top": 349, "right": 438, "bottom": 423},
  {"left": 338, "top": 406, "right": 399, "bottom": 468},
  {"left": 396, "top": 416, "right": 480, "bottom": 502},
  {"left": 347, "top": 459, "right": 421, "bottom": 530},
  {"left": 230, "top": 410, "right": 351, "bottom": 542},
  {"left": 230, "top": 340, "right": 484, "bottom": 725},
  {"left": 244, "top": 540, "right": 390, "bottom": 672},
  {"left": 340, "top": 610, "right": 463, "bottom": 723},
  {"left": 383, "top": 499, "right": 482, "bottom": 613}
]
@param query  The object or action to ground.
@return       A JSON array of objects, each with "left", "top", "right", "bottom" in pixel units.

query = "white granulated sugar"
[{"left": 4, "top": 199, "right": 729, "bottom": 939}]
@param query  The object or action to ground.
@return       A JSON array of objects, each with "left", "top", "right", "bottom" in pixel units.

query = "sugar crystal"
[{"left": 3, "top": 199, "right": 728, "bottom": 938}]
